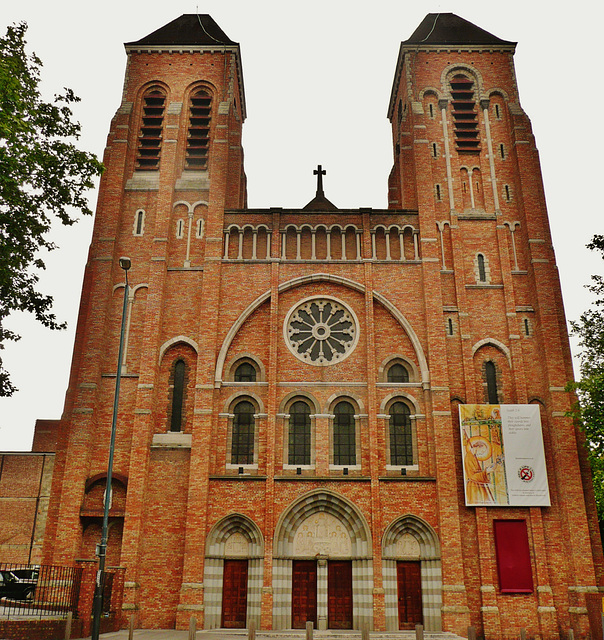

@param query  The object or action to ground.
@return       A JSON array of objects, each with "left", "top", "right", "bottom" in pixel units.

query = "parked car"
[{"left": 0, "top": 568, "right": 38, "bottom": 601}]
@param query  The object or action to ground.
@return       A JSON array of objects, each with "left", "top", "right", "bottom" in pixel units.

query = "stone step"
[{"left": 197, "top": 631, "right": 465, "bottom": 640}]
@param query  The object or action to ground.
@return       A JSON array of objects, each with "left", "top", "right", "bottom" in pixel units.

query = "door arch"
[
  {"left": 203, "top": 514, "right": 264, "bottom": 629},
  {"left": 272, "top": 490, "right": 372, "bottom": 630},
  {"left": 382, "top": 515, "right": 442, "bottom": 631}
]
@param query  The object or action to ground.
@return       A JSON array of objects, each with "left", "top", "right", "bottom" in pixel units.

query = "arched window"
[
  {"left": 288, "top": 401, "right": 311, "bottom": 466},
  {"left": 485, "top": 361, "right": 499, "bottom": 404},
  {"left": 477, "top": 254, "right": 487, "bottom": 282},
  {"left": 170, "top": 360, "right": 186, "bottom": 432},
  {"left": 234, "top": 362, "right": 256, "bottom": 382},
  {"left": 137, "top": 87, "right": 166, "bottom": 170},
  {"left": 387, "top": 363, "right": 409, "bottom": 383},
  {"left": 450, "top": 75, "right": 480, "bottom": 153},
  {"left": 231, "top": 401, "right": 255, "bottom": 465},
  {"left": 133, "top": 210, "right": 145, "bottom": 236},
  {"left": 333, "top": 401, "right": 356, "bottom": 466},
  {"left": 389, "top": 401, "right": 413, "bottom": 466},
  {"left": 185, "top": 88, "right": 212, "bottom": 170}
]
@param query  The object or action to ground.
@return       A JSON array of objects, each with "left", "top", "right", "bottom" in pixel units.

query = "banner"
[{"left": 459, "top": 404, "right": 550, "bottom": 507}]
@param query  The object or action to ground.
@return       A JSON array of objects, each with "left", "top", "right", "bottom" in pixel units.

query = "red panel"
[
  {"left": 328, "top": 561, "right": 353, "bottom": 629},
  {"left": 397, "top": 561, "right": 423, "bottom": 629},
  {"left": 292, "top": 560, "right": 317, "bottom": 628},
  {"left": 493, "top": 520, "right": 533, "bottom": 593},
  {"left": 221, "top": 559, "right": 248, "bottom": 628}
]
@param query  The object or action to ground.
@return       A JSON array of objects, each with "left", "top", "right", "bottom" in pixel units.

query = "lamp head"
[{"left": 119, "top": 257, "right": 131, "bottom": 271}]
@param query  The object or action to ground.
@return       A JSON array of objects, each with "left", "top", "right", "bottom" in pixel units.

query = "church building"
[{"left": 38, "top": 13, "right": 603, "bottom": 637}]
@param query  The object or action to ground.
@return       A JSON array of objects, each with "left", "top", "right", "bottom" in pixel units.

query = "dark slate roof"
[
  {"left": 126, "top": 14, "right": 237, "bottom": 47},
  {"left": 302, "top": 193, "right": 338, "bottom": 212},
  {"left": 403, "top": 13, "right": 515, "bottom": 46}
]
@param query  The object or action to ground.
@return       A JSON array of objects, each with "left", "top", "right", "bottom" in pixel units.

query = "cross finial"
[{"left": 313, "top": 165, "right": 326, "bottom": 196}]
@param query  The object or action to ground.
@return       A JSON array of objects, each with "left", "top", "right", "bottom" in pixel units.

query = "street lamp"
[{"left": 91, "top": 256, "right": 131, "bottom": 640}]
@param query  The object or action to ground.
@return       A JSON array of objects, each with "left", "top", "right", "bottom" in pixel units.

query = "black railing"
[{"left": 0, "top": 563, "right": 83, "bottom": 619}]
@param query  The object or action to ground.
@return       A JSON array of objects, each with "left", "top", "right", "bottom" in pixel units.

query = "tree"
[
  {"left": 567, "top": 235, "right": 604, "bottom": 523},
  {"left": 0, "top": 22, "right": 103, "bottom": 396}
]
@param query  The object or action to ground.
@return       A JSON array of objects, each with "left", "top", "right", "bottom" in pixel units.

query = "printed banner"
[{"left": 459, "top": 404, "right": 550, "bottom": 507}]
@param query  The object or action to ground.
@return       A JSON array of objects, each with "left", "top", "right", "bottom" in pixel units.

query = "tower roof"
[
  {"left": 388, "top": 13, "right": 516, "bottom": 121},
  {"left": 125, "top": 15, "right": 246, "bottom": 120},
  {"left": 125, "top": 14, "right": 237, "bottom": 47},
  {"left": 402, "top": 13, "right": 515, "bottom": 46}
]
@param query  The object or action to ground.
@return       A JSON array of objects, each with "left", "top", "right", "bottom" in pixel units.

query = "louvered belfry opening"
[
  {"left": 136, "top": 88, "right": 166, "bottom": 169},
  {"left": 450, "top": 75, "right": 480, "bottom": 153},
  {"left": 185, "top": 89, "right": 212, "bottom": 169}
]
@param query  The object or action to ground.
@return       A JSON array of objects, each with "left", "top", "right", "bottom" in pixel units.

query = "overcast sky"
[{"left": 1, "top": 0, "right": 602, "bottom": 450}]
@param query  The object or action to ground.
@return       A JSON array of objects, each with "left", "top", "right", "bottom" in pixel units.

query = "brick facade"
[{"left": 34, "top": 13, "right": 603, "bottom": 638}]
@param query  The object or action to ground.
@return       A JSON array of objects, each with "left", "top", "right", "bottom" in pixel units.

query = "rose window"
[{"left": 284, "top": 297, "right": 359, "bottom": 365}]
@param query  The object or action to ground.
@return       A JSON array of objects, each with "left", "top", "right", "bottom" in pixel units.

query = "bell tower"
[
  {"left": 387, "top": 14, "right": 600, "bottom": 638},
  {"left": 42, "top": 15, "right": 247, "bottom": 621}
]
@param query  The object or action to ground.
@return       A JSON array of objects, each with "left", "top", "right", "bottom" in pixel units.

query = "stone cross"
[{"left": 313, "top": 165, "right": 326, "bottom": 195}]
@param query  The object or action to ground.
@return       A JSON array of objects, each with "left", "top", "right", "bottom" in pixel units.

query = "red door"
[
  {"left": 328, "top": 561, "right": 353, "bottom": 629},
  {"left": 397, "top": 561, "right": 422, "bottom": 629},
  {"left": 292, "top": 560, "right": 317, "bottom": 628},
  {"left": 221, "top": 559, "right": 248, "bottom": 628}
]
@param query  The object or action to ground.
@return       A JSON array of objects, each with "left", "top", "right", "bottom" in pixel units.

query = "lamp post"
[{"left": 91, "top": 256, "right": 131, "bottom": 640}]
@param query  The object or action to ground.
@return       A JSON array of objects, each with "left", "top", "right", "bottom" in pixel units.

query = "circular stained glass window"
[{"left": 284, "top": 297, "right": 359, "bottom": 366}]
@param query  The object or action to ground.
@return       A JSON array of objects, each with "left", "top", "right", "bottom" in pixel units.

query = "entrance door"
[
  {"left": 397, "top": 561, "right": 422, "bottom": 629},
  {"left": 221, "top": 559, "right": 248, "bottom": 628},
  {"left": 328, "top": 560, "right": 353, "bottom": 629},
  {"left": 292, "top": 560, "right": 317, "bottom": 628}
]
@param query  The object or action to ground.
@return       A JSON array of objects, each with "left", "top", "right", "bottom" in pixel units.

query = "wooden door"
[
  {"left": 291, "top": 560, "right": 317, "bottom": 628},
  {"left": 221, "top": 559, "right": 248, "bottom": 628},
  {"left": 328, "top": 560, "right": 353, "bottom": 629},
  {"left": 397, "top": 561, "right": 422, "bottom": 629}
]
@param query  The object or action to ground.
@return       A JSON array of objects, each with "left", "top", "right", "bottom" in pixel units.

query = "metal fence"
[{"left": 0, "top": 563, "right": 83, "bottom": 619}]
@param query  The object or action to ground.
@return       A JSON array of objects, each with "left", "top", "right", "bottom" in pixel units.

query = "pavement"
[{"left": 0, "top": 628, "right": 468, "bottom": 640}]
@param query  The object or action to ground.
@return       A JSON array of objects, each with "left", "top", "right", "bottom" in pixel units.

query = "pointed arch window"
[
  {"left": 485, "top": 361, "right": 499, "bottom": 404},
  {"left": 185, "top": 88, "right": 212, "bottom": 170},
  {"left": 450, "top": 75, "right": 480, "bottom": 153},
  {"left": 137, "top": 87, "right": 166, "bottom": 170},
  {"left": 288, "top": 401, "right": 311, "bottom": 466},
  {"left": 231, "top": 401, "right": 255, "bottom": 465},
  {"left": 333, "top": 401, "right": 356, "bottom": 466},
  {"left": 170, "top": 359, "right": 186, "bottom": 432},
  {"left": 389, "top": 401, "right": 413, "bottom": 466}
]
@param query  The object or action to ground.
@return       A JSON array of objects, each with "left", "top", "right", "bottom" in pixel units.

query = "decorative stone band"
[
  {"left": 177, "top": 604, "right": 204, "bottom": 611},
  {"left": 442, "top": 584, "right": 466, "bottom": 592},
  {"left": 180, "top": 583, "right": 204, "bottom": 590},
  {"left": 442, "top": 606, "right": 470, "bottom": 613},
  {"left": 480, "top": 606, "right": 499, "bottom": 613},
  {"left": 538, "top": 607, "right": 557, "bottom": 613},
  {"left": 568, "top": 607, "right": 588, "bottom": 614}
]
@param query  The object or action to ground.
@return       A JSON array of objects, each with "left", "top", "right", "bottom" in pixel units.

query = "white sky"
[{"left": 1, "top": 0, "right": 602, "bottom": 450}]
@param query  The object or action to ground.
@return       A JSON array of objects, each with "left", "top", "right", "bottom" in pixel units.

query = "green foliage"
[
  {"left": 567, "top": 235, "right": 604, "bottom": 522},
  {"left": 0, "top": 22, "right": 103, "bottom": 396}
]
